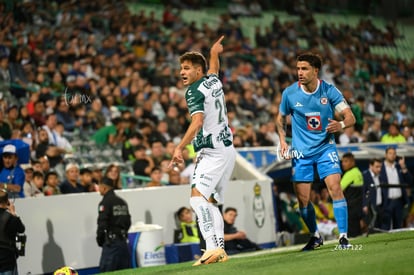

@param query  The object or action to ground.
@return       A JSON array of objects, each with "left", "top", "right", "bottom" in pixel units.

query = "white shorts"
[{"left": 192, "top": 146, "right": 236, "bottom": 204}]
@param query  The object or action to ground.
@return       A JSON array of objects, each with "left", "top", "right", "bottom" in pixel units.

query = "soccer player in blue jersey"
[
  {"left": 275, "top": 53, "right": 356, "bottom": 250},
  {"left": 170, "top": 36, "right": 236, "bottom": 265}
]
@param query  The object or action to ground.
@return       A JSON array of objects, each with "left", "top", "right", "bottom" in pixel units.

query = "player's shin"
[{"left": 190, "top": 196, "right": 217, "bottom": 249}]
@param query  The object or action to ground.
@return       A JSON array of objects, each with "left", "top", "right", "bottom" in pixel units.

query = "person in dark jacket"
[
  {"left": 379, "top": 147, "right": 413, "bottom": 230},
  {"left": 223, "top": 207, "right": 261, "bottom": 255},
  {"left": 0, "top": 189, "right": 26, "bottom": 274},
  {"left": 96, "top": 176, "right": 131, "bottom": 272},
  {"left": 362, "top": 158, "right": 384, "bottom": 231}
]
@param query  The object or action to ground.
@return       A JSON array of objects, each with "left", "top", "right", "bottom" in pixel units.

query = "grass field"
[{"left": 104, "top": 230, "right": 414, "bottom": 275}]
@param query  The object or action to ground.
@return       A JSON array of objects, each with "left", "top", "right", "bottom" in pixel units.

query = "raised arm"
[{"left": 207, "top": 35, "right": 224, "bottom": 75}]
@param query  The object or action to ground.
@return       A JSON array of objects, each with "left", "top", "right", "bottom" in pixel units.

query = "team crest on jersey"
[
  {"left": 306, "top": 115, "right": 322, "bottom": 131},
  {"left": 320, "top": 97, "right": 328, "bottom": 104}
]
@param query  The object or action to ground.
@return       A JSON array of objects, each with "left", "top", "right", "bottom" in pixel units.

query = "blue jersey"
[
  {"left": 279, "top": 80, "right": 347, "bottom": 158},
  {"left": 0, "top": 165, "right": 25, "bottom": 198}
]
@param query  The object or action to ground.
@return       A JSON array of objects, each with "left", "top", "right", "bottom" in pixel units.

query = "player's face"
[
  {"left": 180, "top": 60, "right": 202, "bottom": 86},
  {"left": 297, "top": 61, "right": 318, "bottom": 85}
]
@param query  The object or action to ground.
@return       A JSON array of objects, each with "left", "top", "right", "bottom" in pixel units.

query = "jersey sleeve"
[
  {"left": 279, "top": 88, "right": 291, "bottom": 116},
  {"left": 186, "top": 86, "right": 205, "bottom": 116},
  {"left": 329, "top": 86, "right": 349, "bottom": 112}
]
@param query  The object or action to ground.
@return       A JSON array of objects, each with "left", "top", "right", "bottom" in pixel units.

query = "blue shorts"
[{"left": 291, "top": 147, "right": 342, "bottom": 182}]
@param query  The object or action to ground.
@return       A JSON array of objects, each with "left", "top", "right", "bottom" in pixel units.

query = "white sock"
[
  {"left": 314, "top": 231, "right": 321, "bottom": 239},
  {"left": 190, "top": 196, "right": 217, "bottom": 249},
  {"left": 210, "top": 204, "right": 224, "bottom": 249}
]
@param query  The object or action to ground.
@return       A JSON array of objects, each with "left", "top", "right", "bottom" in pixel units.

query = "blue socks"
[
  {"left": 333, "top": 198, "right": 348, "bottom": 235},
  {"left": 300, "top": 203, "right": 318, "bottom": 234}
]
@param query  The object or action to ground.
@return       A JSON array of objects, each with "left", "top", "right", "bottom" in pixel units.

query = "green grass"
[{"left": 104, "top": 231, "right": 414, "bottom": 275}]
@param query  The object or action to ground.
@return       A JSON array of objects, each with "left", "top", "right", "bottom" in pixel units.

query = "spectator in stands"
[
  {"left": 159, "top": 158, "right": 171, "bottom": 184},
  {"left": 223, "top": 207, "right": 261, "bottom": 255},
  {"left": 21, "top": 163, "right": 33, "bottom": 192},
  {"left": 366, "top": 118, "right": 382, "bottom": 142},
  {"left": 164, "top": 105, "right": 183, "bottom": 139},
  {"left": 43, "top": 170, "right": 61, "bottom": 196},
  {"left": 31, "top": 100, "right": 47, "bottom": 127},
  {"left": 86, "top": 98, "right": 106, "bottom": 131},
  {"left": 366, "top": 92, "right": 384, "bottom": 118},
  {"left": 104, "top": 164, "right": 122, "bottom": 190},
  {"left": 149, "top": 140, "right": 167, "bottom": 168},
  {"left": 54, "top": 122, "right": 73, "bottom": 153},
  {"left": 55, "top": 98, "right": 79, "bottom": 133},
  {"left": 0, "top": 110, "right": 12, "bottom": 140},
  {"left": 90, "top": 165, "right": 104, "bottom": 186},
  {"left": 351, "top": 96, "right": 365, "bottom": 132},
  {"left": 402, "top": 126, "right": 413, "bottom": 142},
  {"left": 380, "top": 109, "right": 395, "bottom": 135},
  {"left": 91, "top": 117, "right": 127, "bottom": 147},
  {"left": 379, "top": 147, "right": 413, "bottom": 230},
  {"left": 340, "top": 152, "right": 364, "bottom": 237},
  {"left": 381, "top": 123, "right": 406, "bottom": 143},
  {"left": 35, "top": 128, "right": 66, "bottom": 168},
  {"left": 174, "top": 206, "right": 200, "bottom": 243},
  {"left": 168, "top": 166, "right": 183, "bottom": 186},
  {"left": 0, "top": 144, "right": 25, "bottom": 198},
  {"left": 5, "top": 104, "right": 21, "bottom": 130},
  {"left": 256, "top": 123, "right": 275, "bottom": 146},
  {"left": 0, "top": 55, "right": 11, "bottom": 97},
  {"left": 60, "top": 163, "right": 84, "bottom": 194},
  {"left": 395, "top": 103, "right": 408, "bottom": 126},
  {"left": 23, "top": 170, "right": 44, "bottom": 197},
  {"left": 80, "top": 168, "right": 96, "bottom": 192},
  {"left": 362, "top": 158, "right": 384, "bottom": 231},
  {"left": 42, "top": 113, "right": 60, "bottom": 146},
  {"left": 20, "top": 120, "right": 36, "bottom": 150},
  {"left": 121, "top": 132, "right": 144, "bottom": 162},
  {"left": 339, "top": 126, "right": 363, "bottom": 145},
  {"left": 146, "top": 167, "right": 163, "bottom": 187}
]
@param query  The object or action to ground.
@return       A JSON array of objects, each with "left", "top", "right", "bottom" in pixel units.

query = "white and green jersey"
[{"left": 186, "top": 73, "right": 233, "bottom": 152}]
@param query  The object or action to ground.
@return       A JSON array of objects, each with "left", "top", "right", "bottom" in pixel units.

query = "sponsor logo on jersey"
[
  {"left": 295, "top": 102, "right": 303, "bottom": 107},
  {"left": 320, "top": 97, "right": 328, "bottom": 104}
]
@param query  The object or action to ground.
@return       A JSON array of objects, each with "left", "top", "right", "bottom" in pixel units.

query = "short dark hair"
[
  {"left": 33, "top": 171, "right": 44, "bottom": 179},
  {"left": 80, "top": 168, "right": 92, "bottom": 175},
  {"left": 297, "top": 53, "right": 322, "bottom": 70},
  {"left": 224, "top": 207, "right": 237, "bottom": 214},
  {"left": 179, "top": 51, "right": 207, "bottom": 74},
  {"left": 45, "top": 171, "right": 59, "bottom": 181},
  {"left": 369, "top": 158, "right": 382, "bottom": 165},
  {"left": 342, "top": 152, "right": 355, "bottom": 160},
  {"left": 385, "top": 146, "right": 396, "bottom": 153},
  {"left": 176, "top": 206, "right": 189, "bottom": 219}
]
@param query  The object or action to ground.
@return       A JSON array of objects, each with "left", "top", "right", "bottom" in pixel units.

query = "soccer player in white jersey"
[
  {"left": 169, "top": 36, "right": 236, "bottom": 265},
  {"left": 275, "top": 53, "right": 356, "bottom": 250}
]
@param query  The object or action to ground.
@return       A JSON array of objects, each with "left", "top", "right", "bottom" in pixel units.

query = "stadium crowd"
[{"left": 0, "top": 0, "right": 414, "bottom": 201}]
